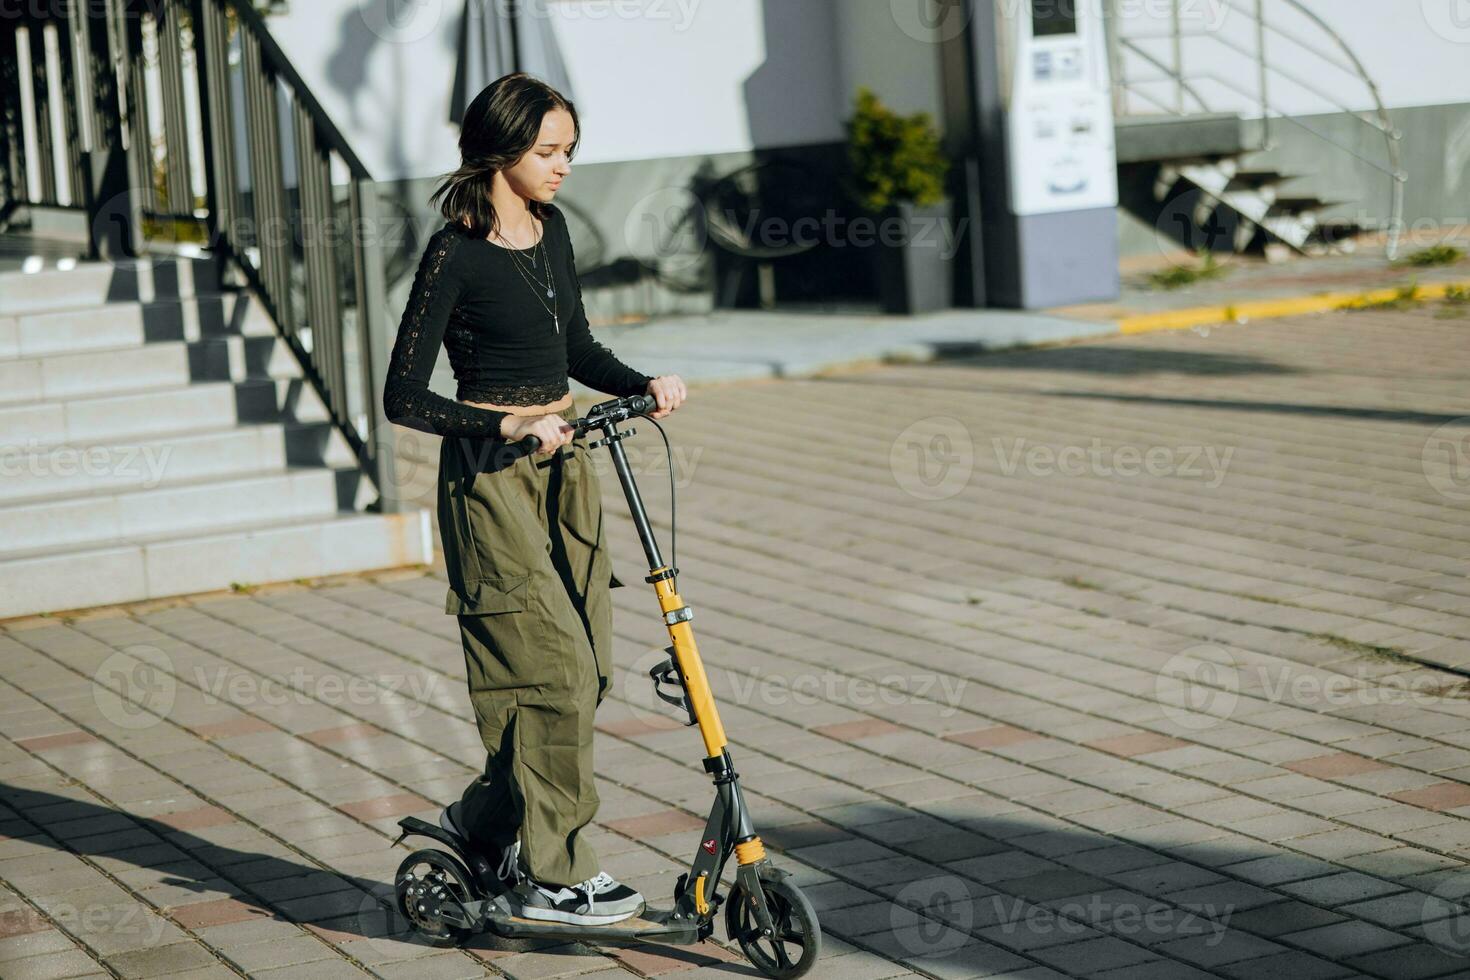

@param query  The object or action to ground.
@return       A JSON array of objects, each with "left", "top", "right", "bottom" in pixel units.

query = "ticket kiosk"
[{"left": 940, "top": 0, "right": 1120, "bottom": 308}]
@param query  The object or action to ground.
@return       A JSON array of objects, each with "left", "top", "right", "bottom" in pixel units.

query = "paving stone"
[
  {"left": 1337, "top": 889, "right": 1461, "bottom": 930},
  {"left": 1279, "top": 872, "right": 1408, "bottom": 906},
  {"left": 1084, "top": 734, "right": 1193, "bottom": 759},
  {"left": 1283, "top": 753, "right": 1393, "bottom": 779},
  {"left": 1225, "top": 900, "right": 1347, "bottom": 937},
  {"left": 1153, "top": 929, "right": 1287, "bottom": 968},
  {"left": 1215, "top": 949, "right": 1356, "bottom": 979},
  {"left": 1028, "top": 934, "right": 1159, "bottom": 975},
  {"left": 1344, "top": 942, "right": 1470, "bottom": 980},
  {"left": 104, "top": 941, "right": 218, "bottom": 978},
  {"left": 1391, "top": 782, "right": 1470, "bottom": 812},
  {"left": 943, "top": 727, "right": 1043, "bottom": 750},
  {"left": 1282, "top": 919, "right": 1417, "bottom": 959}
]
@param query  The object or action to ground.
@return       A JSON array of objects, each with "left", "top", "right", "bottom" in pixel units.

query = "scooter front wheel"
[
  {"left": 725, "top": 877, "right": 821, "bottom": 979},
  {"left": 395, "top": 848, "right": 479, "bottom": 947}
]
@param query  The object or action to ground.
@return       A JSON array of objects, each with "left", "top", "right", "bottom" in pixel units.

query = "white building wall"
[
  {"left": 260, "top": 0, "right": 898, "bottom": 182},
  {"left": 257, "top": 1, "right": 1467, "bottom": 182},
  {"left": 1114, "top": 0, "right": 1470, "bottom": 118}
]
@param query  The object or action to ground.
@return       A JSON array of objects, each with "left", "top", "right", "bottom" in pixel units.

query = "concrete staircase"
[
  {"left": 1117, "top": 117, "right": 1351, "bottom": 256},
  {"left": 0, "top": 253, "right": 431, "bottom": 619},
  {"left": 1162, "top": 158, "right": 1338, "bottom": 254}
]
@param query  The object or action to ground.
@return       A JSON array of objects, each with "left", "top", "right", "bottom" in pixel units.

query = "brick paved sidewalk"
[{"left": 3, "top": 303, "right": 1470, "bottom": 979}]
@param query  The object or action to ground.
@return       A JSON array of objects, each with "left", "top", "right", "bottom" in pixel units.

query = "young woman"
[{"left": 382, "top": 72, "right": 686, "bottom": 927}]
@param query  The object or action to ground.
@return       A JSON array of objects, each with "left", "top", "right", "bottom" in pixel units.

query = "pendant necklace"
[{"left": 494, "top": 218, "right": 559, "bottom": 333}]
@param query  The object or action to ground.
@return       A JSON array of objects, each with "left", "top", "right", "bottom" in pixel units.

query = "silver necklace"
[{"left": 493, "top": 220, "right": 560, "bottom": 333}]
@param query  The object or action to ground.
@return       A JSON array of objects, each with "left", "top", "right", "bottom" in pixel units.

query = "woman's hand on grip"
[
  {"left": 644, "top": 375, "right": 687, "bottom": 420},
  {"left": 502, "top": 413, "right": 574, "bottom": 455}
]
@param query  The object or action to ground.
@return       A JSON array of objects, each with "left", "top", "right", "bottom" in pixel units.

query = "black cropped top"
[{"left": 381, "top": 203, "right": 653, "bottom": 439}]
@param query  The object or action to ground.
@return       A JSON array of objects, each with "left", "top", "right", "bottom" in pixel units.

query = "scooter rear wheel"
[
  {"left": 395, "top": 848, "right": 479, "bottom": 947},
  {"left": 725, "top": 877, "right": 821, "bottom": 979}
]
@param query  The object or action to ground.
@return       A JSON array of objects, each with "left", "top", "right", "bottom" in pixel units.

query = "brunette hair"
[{"left": 431, "top": 72, "right": 580, "bottom": 241}]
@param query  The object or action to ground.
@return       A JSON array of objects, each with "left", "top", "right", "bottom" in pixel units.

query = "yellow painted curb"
[{"left": 1118, "top": 279, "right": 1470, "bottom": 334}]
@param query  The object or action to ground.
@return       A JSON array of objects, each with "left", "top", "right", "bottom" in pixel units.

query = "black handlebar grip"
[{"left": 516, "top": 394, "right": 655, "bottom": 454}]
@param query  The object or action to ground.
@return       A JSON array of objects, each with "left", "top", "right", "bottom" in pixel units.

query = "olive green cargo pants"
[{"left": 437, "top": 397, "right": 618, "bottom": 888}]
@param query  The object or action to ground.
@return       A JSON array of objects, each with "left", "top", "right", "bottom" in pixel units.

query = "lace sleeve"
[
  {"left": 382, "top": 227, "right": 510, "bottom": 439},
  {"left": 557, "top": 210, "right": 654, "bottom": 398}
]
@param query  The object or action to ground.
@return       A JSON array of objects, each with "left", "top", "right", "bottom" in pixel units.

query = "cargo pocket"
[
  {"left": 560, "top": 447, "right": 621, "bottom": 592},
  {"left": 445, "top": 573, "right": 531, "bottom": 616}
]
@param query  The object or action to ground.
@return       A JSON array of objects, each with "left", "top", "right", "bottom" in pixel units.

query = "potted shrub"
[{"left": 843, "top": 87, "right": 954, "bottom": 314}]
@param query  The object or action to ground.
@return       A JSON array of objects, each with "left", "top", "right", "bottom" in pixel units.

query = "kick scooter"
[{"left": 391, "top": 394, "right": 821, "bottom": 978}]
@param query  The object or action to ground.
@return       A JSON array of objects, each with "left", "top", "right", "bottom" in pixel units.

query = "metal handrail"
[
  {"left": 1117, "top": 38, "right": 1210, "bottom": 116},
  {"left": 1120, "top": 83, "right": 1195, "bottom": 119},
  {"left": 198, "top": 1, "right": 402, "bottom": 508},
  {"left": 1124, "top": 62, "right": 1401, "bottom": 179},
  {"left": 1108, "top": 0, "right": 1406, "bottom": 257},
  {"left": 1197, "top": 31, "right": 1392, "bottom": 136},
  {"left": 1168, "top": 68, "right": 1402, "bottom": 177},
  {"left": 1119, "top": 29, "right": 1356, "bottom": 92},
  {"left": 0, "top": 3, "right": 404, "bottom": 509}
]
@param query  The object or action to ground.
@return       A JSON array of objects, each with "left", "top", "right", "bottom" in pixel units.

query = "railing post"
[
  {"left": 1104, "top": 0, "right": 1124, "bottom": 117},
  {"left": 1171, "top": 0, "right": 1183, "bottom": 114},
  {"left": 53, "top": 9, "right": 88, "bottom": 212},
  {"left": 0, "top": 17, "right": 28, "bottom": 212},
  {"left": 350, "top": 178, "right": 403, "bottom": 512},
  {"left": 26, "top": 14, "right": 58, "bottom": 206},
  {"left": 240, "top": 28, "right": 294, "bottom": 333},
  {"left": 294, "top": 100, "right": 347, "bottom": 424},
  {"left": 78, "top": 0, "right": 140, "bottom": 259},
  {"left": 155, "top": 0, "right": 194, "bottom": 217},
  {"left": 1256, "top": 0, "right": 1270, "bottom": 146},
  {"left": 190, "top": 0, "right": 234, "bottom": 282}
]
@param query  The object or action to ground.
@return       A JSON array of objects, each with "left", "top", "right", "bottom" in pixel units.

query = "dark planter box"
[{"left": 871, "top": 199, "right": 954, "bottom": 314}]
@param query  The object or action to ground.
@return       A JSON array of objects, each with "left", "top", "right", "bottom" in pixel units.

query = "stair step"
[
  {"left": 0, "top": 255, "right": 220, "bottom": 316},
  {"left": 0, "top": 510, "right": 433, "bottom": 620},
  {"left": 0, "top": 382, "right": 265, "bottom": 446},
  {"left": 1270, "top": 196, "right": 1338, "bottom": 214},
  {"left": 1175, "top": 163, "right": 1230, "bottom": 196},
  {"left": 0, "top": 333, "right": 303, "bottom": 407},
  {"left": 1173, "top": 161, "right": 1324, "bottom": 253},
  {"left": 1259, "top": 213, "right": 1319, "bottom": 249},
  {"left": 0, "top": 378, "right": 330, "bottom": 447},
  {"left": 0, "top": 467, "right": 347, "bottom": 556},
  {"left": 0, "top": 424, "right": 291, "bottom": 504},
  {"left": 1229, "top": 169, "right": 1295, "bottom": 187},
  {"left": 0, "top": 290, "right": 277, "bottom": 362}
]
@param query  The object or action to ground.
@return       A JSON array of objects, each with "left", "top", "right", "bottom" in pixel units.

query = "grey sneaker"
[{"left": 514, "top": 870, "right": 645, "bottom": 925}]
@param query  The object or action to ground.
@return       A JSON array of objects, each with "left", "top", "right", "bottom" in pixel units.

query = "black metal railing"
[{"left": 0, "top": 0, "right": 404, "bottom": 510}]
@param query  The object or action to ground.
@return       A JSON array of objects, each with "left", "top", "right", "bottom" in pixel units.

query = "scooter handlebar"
[{"left": 515, "top": 393, "right": 658, "bottom": 453}]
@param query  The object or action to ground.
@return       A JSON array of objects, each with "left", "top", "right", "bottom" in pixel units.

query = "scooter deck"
[
  {"left": 501, "top": 914, "right": 664, "bottom": 930},
  {"left": 483, "top": 906, "right": 706, "bottom": 944}
]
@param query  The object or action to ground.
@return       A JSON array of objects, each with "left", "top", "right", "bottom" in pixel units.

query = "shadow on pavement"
[{"left": 7, "top": 782, "right": 1468, "bottom": 977}]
